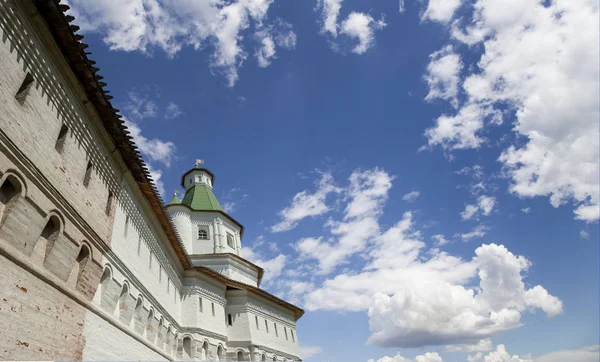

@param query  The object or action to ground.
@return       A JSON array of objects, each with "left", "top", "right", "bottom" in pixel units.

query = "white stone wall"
[
  {"left": 0, "top": 1, "right": 302, "bottom": 360},
  {"left": 191, "top": 255, "right": 260, "bottom": 287}
]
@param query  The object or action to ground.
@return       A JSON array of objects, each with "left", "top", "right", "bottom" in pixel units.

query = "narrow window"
[
  {"left": 183, "top": 336, "right": 192, "bottom": 360},
  {"left": 149, "top": 252, "right": 153, "bottom": 270},
  {"left": 291, "top": 329, "right": 295, "bottom": 342},
  {"left": 226, "top": 233, "right": 234, "bottom": 248},
  {"left": 237, "top": 351, "right": 244, "bottom": 361},
  {"left": 74, "top": 244, "right": 90, "bottom": 286},
  {"left": 124, "top": 215, "right": 129, "bottom": 237},
  {"left": 39, "top": 215, "right": 60, "bottom": 260},
  {"left": 199, "top": 297, "right": 203, "bottom": 313},
  {"left": 255, "top": 315, "right": 259, "bottom": 330},
  {"left": 228, "top": 314, "right": 233, "bottom": 326},
  {"left": 0, "top": 175, "right": 22, "bottom": 226},
  {"left": 15, "top": 73, "right": 34, "bottom": 104},
  {"left": 55, "top": 124, "right": 69, "bottom": 153},
  {"left": 284, "top": 327, "right": 288, "bottom": 340},
  {"left": 274, "top": 323, "right": 278, "bottom": 337},
  {"left": 83, "top": 161, "right": 93, "bottom": 187},
  {"left": 198, "top": 227, "right": 209, "bottom": 240},
  {"left": 211, "top": 302, "right": 215, "bottom": 316},
  {"left": 116, "top": 283, "right": 128, "bottom": 316},
  {"left": 265, "top": 320, "right": 269, "bottom": 333},
  {"left": 159, "top": 265, "right": 162, "bottom": 283},
  {"left": 105, "top": 191, "right": 114, "bottom": 216}
]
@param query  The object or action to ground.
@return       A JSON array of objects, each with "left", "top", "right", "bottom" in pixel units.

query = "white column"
[{"left": 235, "top": 232, "right": 242, "bottom": 256}]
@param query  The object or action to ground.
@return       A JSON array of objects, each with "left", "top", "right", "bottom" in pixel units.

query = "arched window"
[
  {"left": 0, "top": 175, "right": 22, "bottom": 226},
  {"left": 183, "top": 336, "right": 192, "bottom": 360},
  {"left": 156, "top": 318, "right": 164, "bottom": 346},
  {"left": 74, "top": 244, "right": 90, "bottom": 288},
  {"left": 217, "top": 345, "right": 224, "bottom": 361},
  {"left": 262, "top": 354, "right": 267, "bottom": 361},
  {"left": 237, "top": 350, "right": 244, "bottom": 361},
  {"left": 201, "top": 341, "right": 209, "bottom": 361},
  {"left": 145, "top": 308, "right": 154, "bottom": 339},
  {"left": 131, "top": 296, "right": 143, "bottom": 329},
  {"left": 273, "top": 356, "right": 277, "bottom": 361},
  {"left": 116, "top": 282, "right": 129, "bottom": 317},
  {"left": 198, "top": 227, "right": 209, "bottom": 240},
  {"left": 37, "top": 215, "right": 60, "bottom": 263}
]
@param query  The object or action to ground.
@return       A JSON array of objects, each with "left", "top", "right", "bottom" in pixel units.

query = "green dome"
[
  {"left": 181, "top": 184, "right": 223, "bottom": 211},
  {"left": 168, "top": 194, "right": 180, "bottom": 205}
]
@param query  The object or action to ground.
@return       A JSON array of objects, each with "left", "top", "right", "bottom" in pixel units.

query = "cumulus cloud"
[
  {"left": 432, "top": 234, "right": 449, "bottom": 247},
  {"left": 242, "top": 247, "right": 287, "bottom": 285},
  {"left": 255, "top": 19, "right": 297, "bottom": 67},
  {"left": 468, "top": 344, "right": 600, "bottom": 362},
  {"left": 446, "top": 338, "right": 493, "bottom": 353},
  {"left": 422, "top": 0, "right": 462, "bottom": 23},
  {"left": 124, "top": 119, "right": 176, "bottom": 167},
  {"left": 295, "top": 169, "right": 393, "bottom": 274},
  {"left": 368, "top": 352, "right": 443, "bottom": 362},
  {"left": 580, "top": 230, "right": 590, "bottom": 240},
  {"left": 316, "top": 0, "right": 386, "bottom": 54},
  {"left": 271, "top": 172, "right": 341, "bottom": 232},
  {"left": 67, "top": 0, "right": 293, "bottom": 86},
  {"left": 458, "top": 224, "right": 488, "bottom": 241},
  {"left": 402, "top": 190, "right": 420, "bottom": 202},
  {"left": 424, "top": 46, "right": 462, "bottom": 107},
  {"left": 276, "top": 170, "right": 561, "bottom": 350},
  {"left": 422, "top": 0, "right": 600, "bottom": 221},
  {"left": 340, "top": 12, "right": 387, "bottom": 54},
  {"left": 521, "top": 207, "right": 531, "bottom": 214}
]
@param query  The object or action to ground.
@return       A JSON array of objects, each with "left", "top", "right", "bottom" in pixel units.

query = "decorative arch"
[
  {"left": 201, "top": 340, "right": 209, "bottom": 361},
  {"left": 262, "top": 353, "right": 267, "bottom": 361},
  {"left": 237, "top": 349, "right": 245, "bottom": 361},
  {"left": 145, "top": 307, "right": 155, "bottom": 338}
]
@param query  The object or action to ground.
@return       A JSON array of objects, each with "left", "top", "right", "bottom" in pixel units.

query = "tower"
[{"left": 166, "top": 163, "right": 263, "bottom": 287}]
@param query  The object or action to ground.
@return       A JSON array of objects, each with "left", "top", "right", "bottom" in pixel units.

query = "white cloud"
[
  {"left": 295, "top": 168, "right": 393, "bottom": 274},
  {"left": 402, "top": 190, "right": 421, "bottom": 202},
  {"left": 432, "top": 234, "right": 449, "bottom": 247},
  {"left": 67, "top": 0, "right": 288, "bottom": 86},
  {"left": 580, "top": 230, "right": 590, "bottom": 240},
  {"left": 422, "top": 0, "right": 462, "bottom": 23},
  {"left": 147, "top": 163, "right": 165, "bottom": 198},
  {"left": 422, "top": 0, "right": 600, "bottom": 221},
  {"left": 255, "top": 19, "right": 297, "bottom": 68},
  {"left": 124, "top": 119, "right": 176, "bottom": 167},
  {"left": 424, "top": 46, "right": 462, "bottom": 107},
  {"left": 273, "top": 170, "right": 561, "bottom": 350},
  {"left": 299, "top": 345, "right": 323, "bottom": 359},
  {"left": 242, "top": 247, "right": 287, "bottom": 285},
  {"left": 446, "top": 338, "right": 493, "bottom": 353},
  {"left": 521, "top": 207, "right": 531, "bottom": 214},
  {"left": 458, "top": 224, "right": 488, "bottom": 240},
  {"left": 316, "top": 0, "right": 386, "bottom": 54},
  {"left": 368, "top": 352, "right": 443, "bottom": 362},
  {"left": 165, "top": 102, "right": 183, "bottom": 119},
  {"left": 271, "top": 172, "right": 341, "bottom": 232},
  {"left": 124, "top": 89, "right": 158, "bottom": 120},
  {"left": 461, "top": 204, "right": 479, "bottom": 220},
  {"left": 256, "top": 35, "right": 276, "bottom": 68},
  {"left": 469, "top": 344, "right": 600, "bottom": 362},
  {"left": 461, "top": 196, "right": 496, "bottom": 220},
  {"left": 317, "top": 0, "right": 343, "bottom": 36},
  {"left": 535, "top": 344, "right": 599, "bottom": 362},
  {"left": 340, "top": 12, "right": 387, "bottom": 54}
]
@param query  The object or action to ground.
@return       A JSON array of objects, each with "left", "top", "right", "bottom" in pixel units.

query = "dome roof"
[{"left": 180, "top": 184, "right": 223, "bottom": 211}]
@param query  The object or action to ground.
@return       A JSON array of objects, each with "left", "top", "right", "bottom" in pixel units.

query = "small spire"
[{"left": 168, "top": 190, "right": 181, "bottom": 205}]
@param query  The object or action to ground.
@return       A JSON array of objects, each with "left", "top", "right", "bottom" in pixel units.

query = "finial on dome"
[{"left": 195, "top": 159, "right": 204, "bottom": 167}]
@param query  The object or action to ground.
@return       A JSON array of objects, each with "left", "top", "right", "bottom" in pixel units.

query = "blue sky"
[{"left": 66, "top": 0, "right": 599, "bottom": 361}]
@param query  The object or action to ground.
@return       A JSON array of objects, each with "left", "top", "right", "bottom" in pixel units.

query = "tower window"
[
  {"left": 291, "top": 329, "right": 295, "bottom": 342},
  {"left": 198, "top": 227, "right": 209, "bottom": 240},
  {"left": 226, "top": 233, "right": 234, "bottom": 248},
  {"left": 265, "top": 319, "right": 269, "bottom": 333},
  {"left": 83, "top": 161, "right": 93, "bottom": 187},
  {"left": 199, "top": 297, "right": 203, "bottom": 313},
  {"left": 15, "top": 73, "right": 34, "bottom": 104},
  {"left": 55, "top": 124, "right": 69, "bottom": 153},
  {"left": 228, "top": 314, "right": 233, "bottom": 326},
  {"left": 211, "top": 302, "right": 215, "bottom": 316},
  {"left": 255, "top": 315, "right": 259, "bottom": 330},
  {"left": 284, "top": 327, "right": 288, "bottom": 340},
  {"left": 274, "top": 323, "right": 278, "bottom": 337}
]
